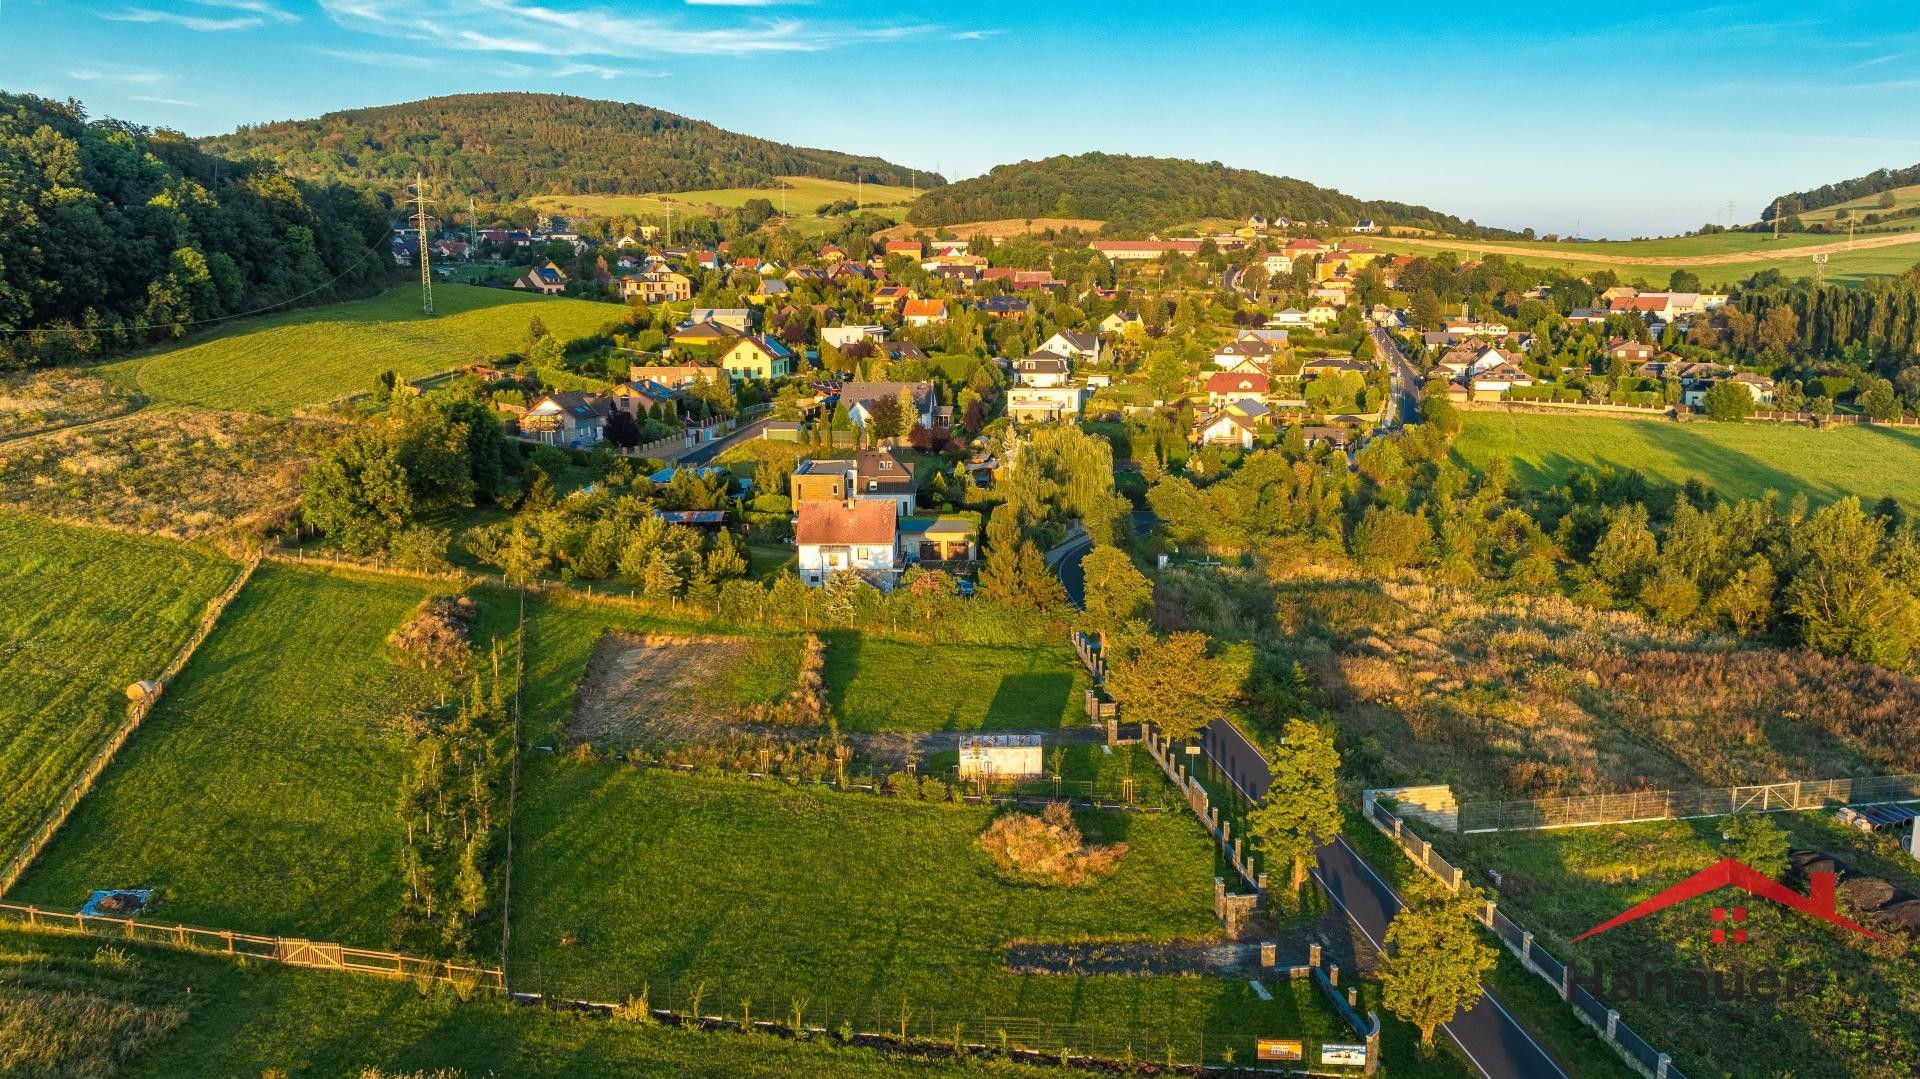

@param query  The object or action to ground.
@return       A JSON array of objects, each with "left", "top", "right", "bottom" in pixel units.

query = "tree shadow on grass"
[{"left": 982, "top": 671, "right": 1074, "bottom": 731}]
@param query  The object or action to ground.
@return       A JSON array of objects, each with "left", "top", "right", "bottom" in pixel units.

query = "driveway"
[{"left": 676, "top": 418, "right": 773, "bottom": 465}]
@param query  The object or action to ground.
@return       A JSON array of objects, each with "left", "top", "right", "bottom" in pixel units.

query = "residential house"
[
  {"left": 1089, "top": 239, "right": 1205, "bottom": 261},
  {"left": 620, "top": 268, "right": 691, "bottom": 303},
  {"left": 1305, "top": 304, "right": 1342, "bottom": 327},
  {"left": 691, "top": 308, "right": 755, "bottom": 334},
  {"left": 883, "top": 241, "right": 924, "bottom": 260},
  {"left": 1468, "top": 363, "right": 1534, "bottom": 397},
  {"left": 839, "top": 381, "right": 937, "bottom": 430},
  {"left": 1038, "top": 331, "right": 1099, "bottom": 364},
  {"left": 871, "top": 286, "right": 914, "bottom": 314},
  {"left": 879, "top": 341, "right": 928, "bottom": 364},
  {"left": 1190, "top": 407, "right": 1261, "bottom": 449},
  {"left": 980, "top": 295, "right": 1029, "bottom": 320},
  {"left": 629, "top": 362, "right": 726, "bottom": 388},
  {"left": 821, "top": 324, "right": 886, "bottom": 349},
  {"left": 1300, "top": 425, "right": 1353, "bottom": 450},
  {"left": 670, "top": 321, "right": 742, "bottom": 350},
  {"left": 1349, "top": 219, "right": 1380, "bottom": 234},
  {"left": 903, "top": 298, "right": 948, "bottom": 326},
  {"left": 515, "top": 261, "right": 568, "bottom": 295},
  {"left": 1213, "top": 337, "right": 1275, "bottom": 369},
  {"left": 1016, "top": 353, "right": 1073, "bottom": 387},
  {"left": 900, "top": 518, "right": 977, "bottom": 566},
  {"left": 1269, "top": 307, "right": 1314, "bottom": 329},
  {"left": 1301, "top": 355, "right": 1372, "bottom": 378},
  {"left": 1606, "top": 338, "right": 1658, "bottom": 365},
  {"left": 607, "top": 379, "right": 679, "bottom": 420},
  {"left": 1006, "top": 384, "right": 1086, "bottom": 424},
  {"left": 717, "top": 335, "right": 794, "bottom": 381},
  {"left": 790, "top": 449, "right": 920, "bottom": 517},
  {"left": 795, "top": 499, "right": 899, "bottom": 589},
  {"left": 1206, "top": 370, "right": 1271, "bottom": 408},
  {"left": 1099, "top": 311, "right": 1143, "bottom": 335},
  {"left": 518, "top": 391, "right": 608, "bottom": 446}
]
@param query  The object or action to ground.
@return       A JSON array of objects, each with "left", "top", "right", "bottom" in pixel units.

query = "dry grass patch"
[
  {"left": 979, "top": 803, "right": 1128, "bottom": 887},
  {"left": 0, "top": 407, "right": 338, "bottom": 539},
  {"left": 0, "top": 368, "right": 134, "bottom": 440},
  {"left": 389, "top": 595, "right": 477, "bottom": 669},
  {"left": 569, "top": 631, "right": 807, "bottom": 747}
]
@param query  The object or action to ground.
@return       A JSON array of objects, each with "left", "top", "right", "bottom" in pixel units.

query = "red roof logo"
[{"left": 1573, "top": 857, "right": 1882, "bottom": 944}]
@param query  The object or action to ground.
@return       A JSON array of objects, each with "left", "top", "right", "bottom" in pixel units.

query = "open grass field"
[
  {"left": 822, "top": 634, "right": 1090, "bottom": 733},
  {"left": 0, "top": 926, "right": 1140, "bottom": 1079},
  {"left": 0, "top": 514, "right": 238, "bottom": 863},
  {"left": 11, "top": 565, "right": 452, "bottom": 945},
  {"left": 570, "top": 631, "right": 804, "bottom": 747},
  {"left": 1374, "top": 231, "right": 1920, "bottom": 287},
  {"left": 507, "top": 767, "right": 1332, "bottom": 1062},
  {"left": 1426, "top": 813, "right": 1920, "bottom": 1077},
  {"left": 529, "top": 176, "right": 922, "bottom": 222},
  {"left": 97, "top": 286, "right": 622, "bottom": 414},
  {"left": 1453, "top": 412, "right": 1920, "bottom": 507}
]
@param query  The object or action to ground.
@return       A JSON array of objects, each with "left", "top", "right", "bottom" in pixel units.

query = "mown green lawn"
[
  {"left": 507, "top": 766, "right": 1329, "bottom": 1062},
  {"left": 1453, "top": 411, "right": 1920, "bottom": 507},
  {"left": 97, "top": 285, "right": 621, "bottom": 414},
  {"left": 11, "top": 566, "right": 454, "bottom": 944},
  {"left": 823, "top": 635, "right": 1089, "bottom": 732},
  {"left": 0, "top": 925, "right": 1121, "bottom": 1079},
  {"left": 0, "top": 514, "right": 238, "bottom": 861}
]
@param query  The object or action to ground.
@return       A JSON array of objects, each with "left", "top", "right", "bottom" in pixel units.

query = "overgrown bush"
[
  {"left": 389, "top": 596, "right": 476, "bottom": 669},
  {"left": 978, "top": 804, "right": 1126, "bottom": 887}
]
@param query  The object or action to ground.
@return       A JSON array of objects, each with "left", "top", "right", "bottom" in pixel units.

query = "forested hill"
[
  {"left": 201, "top": 93, "right": 943, "bottom": 201},
  {"left": 905, "top": 153, "right": 1513, "bottom": 236},
  {"left": 0, "top": 92, "right": 390, "bottom": 369},
  {"left": 1764, "top": 163, "right": 1920, "bottom": 219}
]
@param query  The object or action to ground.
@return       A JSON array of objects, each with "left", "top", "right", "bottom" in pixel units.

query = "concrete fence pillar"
[
  {"left": 1657, "top": 1054, "right": 1671, "bottom": 1079},
  {"left": 1308, "top": 943, "right": 1322, "bottom": 968},
  {"left": 1328, "top": 963, "right": 1339, "bottom": 987},
  {"left": 1261, "top": 942, "right": 1276, "bottom": 967},
  {"left": 1521, "top": 931, "right": 1534, "bottom": 966},
  {"left": 1606, "top": 1009, "right": 1619, "bottom": 1040},
  {"left": 1559, "top": 963, "right": 1571, "bottom": 1001},
  {"left": 1482, "top": 900, "right": 1496, "bottom": 928}
]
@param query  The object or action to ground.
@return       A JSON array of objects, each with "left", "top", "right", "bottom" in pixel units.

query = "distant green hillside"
[
  {"left": 906, "top": 153, "right": 1512, "bottom": 236},
  {"left": 1766, "top": 162, "right": 1920, "bottom": 220},
  {"left": 200, "top": 92, "right": 941, "bottom": 202}
]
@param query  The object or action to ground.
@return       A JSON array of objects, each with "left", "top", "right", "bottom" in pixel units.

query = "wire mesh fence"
[{"left": 1456, "top": 774, "right": 1920, "bottom": 833}]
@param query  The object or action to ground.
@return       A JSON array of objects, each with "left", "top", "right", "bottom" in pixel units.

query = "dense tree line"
[
  {"left": 0, "top": 93, "right": 391, "bottom": 368},
  {"left": 203, "top": 93, "right": 939, "bottom": 202},
  {"left": 1763, "top": 163, "right": 1920, "bottom": 219},
  {"left": 906, "top": 153, "right": 1514, "bottom": 236}
]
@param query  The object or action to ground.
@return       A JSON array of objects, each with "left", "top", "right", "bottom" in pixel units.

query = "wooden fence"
[
  {"left": 0, "top": 902, "right": 502, "bottom": 992},
  {"left": 0, "top": 555, "right": 261, "bottom": 899}
]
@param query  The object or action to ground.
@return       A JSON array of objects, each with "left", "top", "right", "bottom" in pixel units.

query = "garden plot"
[{"left": 569, "top": 632, "right": 807, "bottom": 747}]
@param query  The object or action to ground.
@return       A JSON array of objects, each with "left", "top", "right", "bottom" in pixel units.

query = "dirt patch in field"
[
  {"left": 571, "top": 632, "right": 786, "bottom": 746},
  {"left": 1005, "top": 907, "right": 1356, "bottom": 976}
]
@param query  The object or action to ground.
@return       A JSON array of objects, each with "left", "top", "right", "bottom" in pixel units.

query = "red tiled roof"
[
  {"left": 902, "top": 298, "right": 945, "bottom": 317},
  {"left": 1206, "top": 371, "right": 1271, "bottom": 394},
  {"left": 796, "top": 500, "right": 897, "bottom": 546}
]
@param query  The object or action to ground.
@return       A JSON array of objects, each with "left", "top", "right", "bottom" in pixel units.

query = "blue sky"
[{"left": 6, "top": 0, "right": 1920, "bottom": 237}]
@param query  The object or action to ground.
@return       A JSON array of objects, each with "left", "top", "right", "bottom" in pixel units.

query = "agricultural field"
[
  {"left": 1423, "top": 813, "right": 1920, "bottom": 1078},
  {"left": 0, "top": 514, "right": 238, "bottom": 862},
  {"left": 1453, "top": 412, "right": 1920, "bottom": 507},
  {"left": 10, "top": 566, "right": 456, "bottom": 945},
  {"left": 1374, "top": 230, "right": 1920, "bottom": 287},
  {"left": 0, "top": 408, "right": 340, "bottom": 539},
  {"left": 97, "top": 286, "right": 622, "bottom": 414},
  {"left": 823, "top": 634, "right": 1090, "bottom": 733},
  {"left": 529, "top": 176, "right": 922, "bottom": 222},
  {"left": 0, "top": 367, "right": 136, "bottom": 441},
  {"left": 0, "top": 926, "right": 1131, "bottom": 1079}
]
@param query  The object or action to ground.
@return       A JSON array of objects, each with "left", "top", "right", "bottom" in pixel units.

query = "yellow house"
[{"left": 717, "top": 335, "right": 795, "bottom": 382}]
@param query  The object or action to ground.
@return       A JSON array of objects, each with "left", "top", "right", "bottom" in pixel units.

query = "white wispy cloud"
[
  {"left": 553, "top": 61, "right": 648, "bottom": 79},
  {"left": 317, "top": 0, "right": 939, "bottom": 59},
  {"left": 685, "top": 0, "right": 803, "bottom": 6},
  {"left": 192, "top": 0, "right": 299, "bottom": 21},
  {"left": 101, "top": 7, "right": 264, "bottom": 31},
  {"left": 130, "top": 94, "right": 201, "bottom": 107},
  {"left": 950, "top": 29, "right": 1003, "bottom": 41},
  {"left": 313, "top": 48, "right": 441, "bottom": 70},
  {"left": 65, "top": 63, "right": 170, "bottom": 85}
]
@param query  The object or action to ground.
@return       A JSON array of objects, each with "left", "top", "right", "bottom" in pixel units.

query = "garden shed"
[{"left": 957, "top": 734, "right": 1044, "bottom": 779}]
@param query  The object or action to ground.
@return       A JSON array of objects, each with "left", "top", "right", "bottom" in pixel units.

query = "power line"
[{"left": 412, "top": 172, "right": 434, "bottom": 316}]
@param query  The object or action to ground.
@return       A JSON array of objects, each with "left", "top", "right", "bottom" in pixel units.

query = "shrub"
[
  {"left": 978, "top": 803, "right": 1127, "bottom": 887},
  {"left": 388, "top": 595, "right": 475, "bottom": 668}
]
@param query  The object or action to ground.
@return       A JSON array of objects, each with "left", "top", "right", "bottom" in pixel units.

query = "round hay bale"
[{"left": 125, "top": 680, "right": 160, "bottom": 703}]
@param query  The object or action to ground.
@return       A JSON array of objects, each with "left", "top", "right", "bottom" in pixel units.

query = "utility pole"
[
  {"left": 1849, "top": 218, "right": 1856, "bottom": 249},
  {"left": 1773, "top": 198, "right": 1782, "bottom": 241},
  {"left": 1812, "top": 252, "right": 1829, "bottom": 286},
  {"left": 413, "top": 172, "right": 434, "bottom": 316},
  {"left": 469, "top": 196, "right": 477, "bottom": 257}
]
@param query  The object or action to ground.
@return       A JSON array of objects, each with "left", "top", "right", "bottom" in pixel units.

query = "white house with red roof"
[{"left": 795, "top": 499, "right": 899, "bottom": 589}]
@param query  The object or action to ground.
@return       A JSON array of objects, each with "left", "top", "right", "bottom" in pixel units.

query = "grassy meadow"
[
  {"left": 1424, "top": 814, "right": 1920, "bottom": 1077},
  {"left": 0, "top": 925, "right": 1146, "bottom": 1079},
  {"left": 10, "top": 566, "right": 450, "bottom": 944},
  {"left": 97, "top": 286, "right": 620, "bottom": 414},
  {"left": 1453, "top": 412, "right": 1920, "bottom": 507},
  {"left": 507, "top": 767, "right": 1325, "bottom": 1060},
  {"left": 529, "top": 176, "right": 922, "bottom": 220},
  {"left": 823, "top": 635, "right": 1090, "bottom": 733},
  {"left": 0, "top": 514, "right": 238, "bottom": 862},
  {"left": 1796, "top": 182, "right": 1920, "bottom": 228},
  {"left": 1375, "top": 231, "right": 1920, "bottom": 287}
]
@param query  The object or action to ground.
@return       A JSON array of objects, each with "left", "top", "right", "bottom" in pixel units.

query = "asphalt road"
[
  {"left": 1056, "top": 509, "right": 1158, "bottom": 608},
  {"left": 676, "top": 418, "right": 773, "bottom": 465},
  {"left": 1371, "top": 327, "right": 1423, "bottom": 428},
  {"left": 1311, "top": 836, "right": 1569, "bottom": 1079}
]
